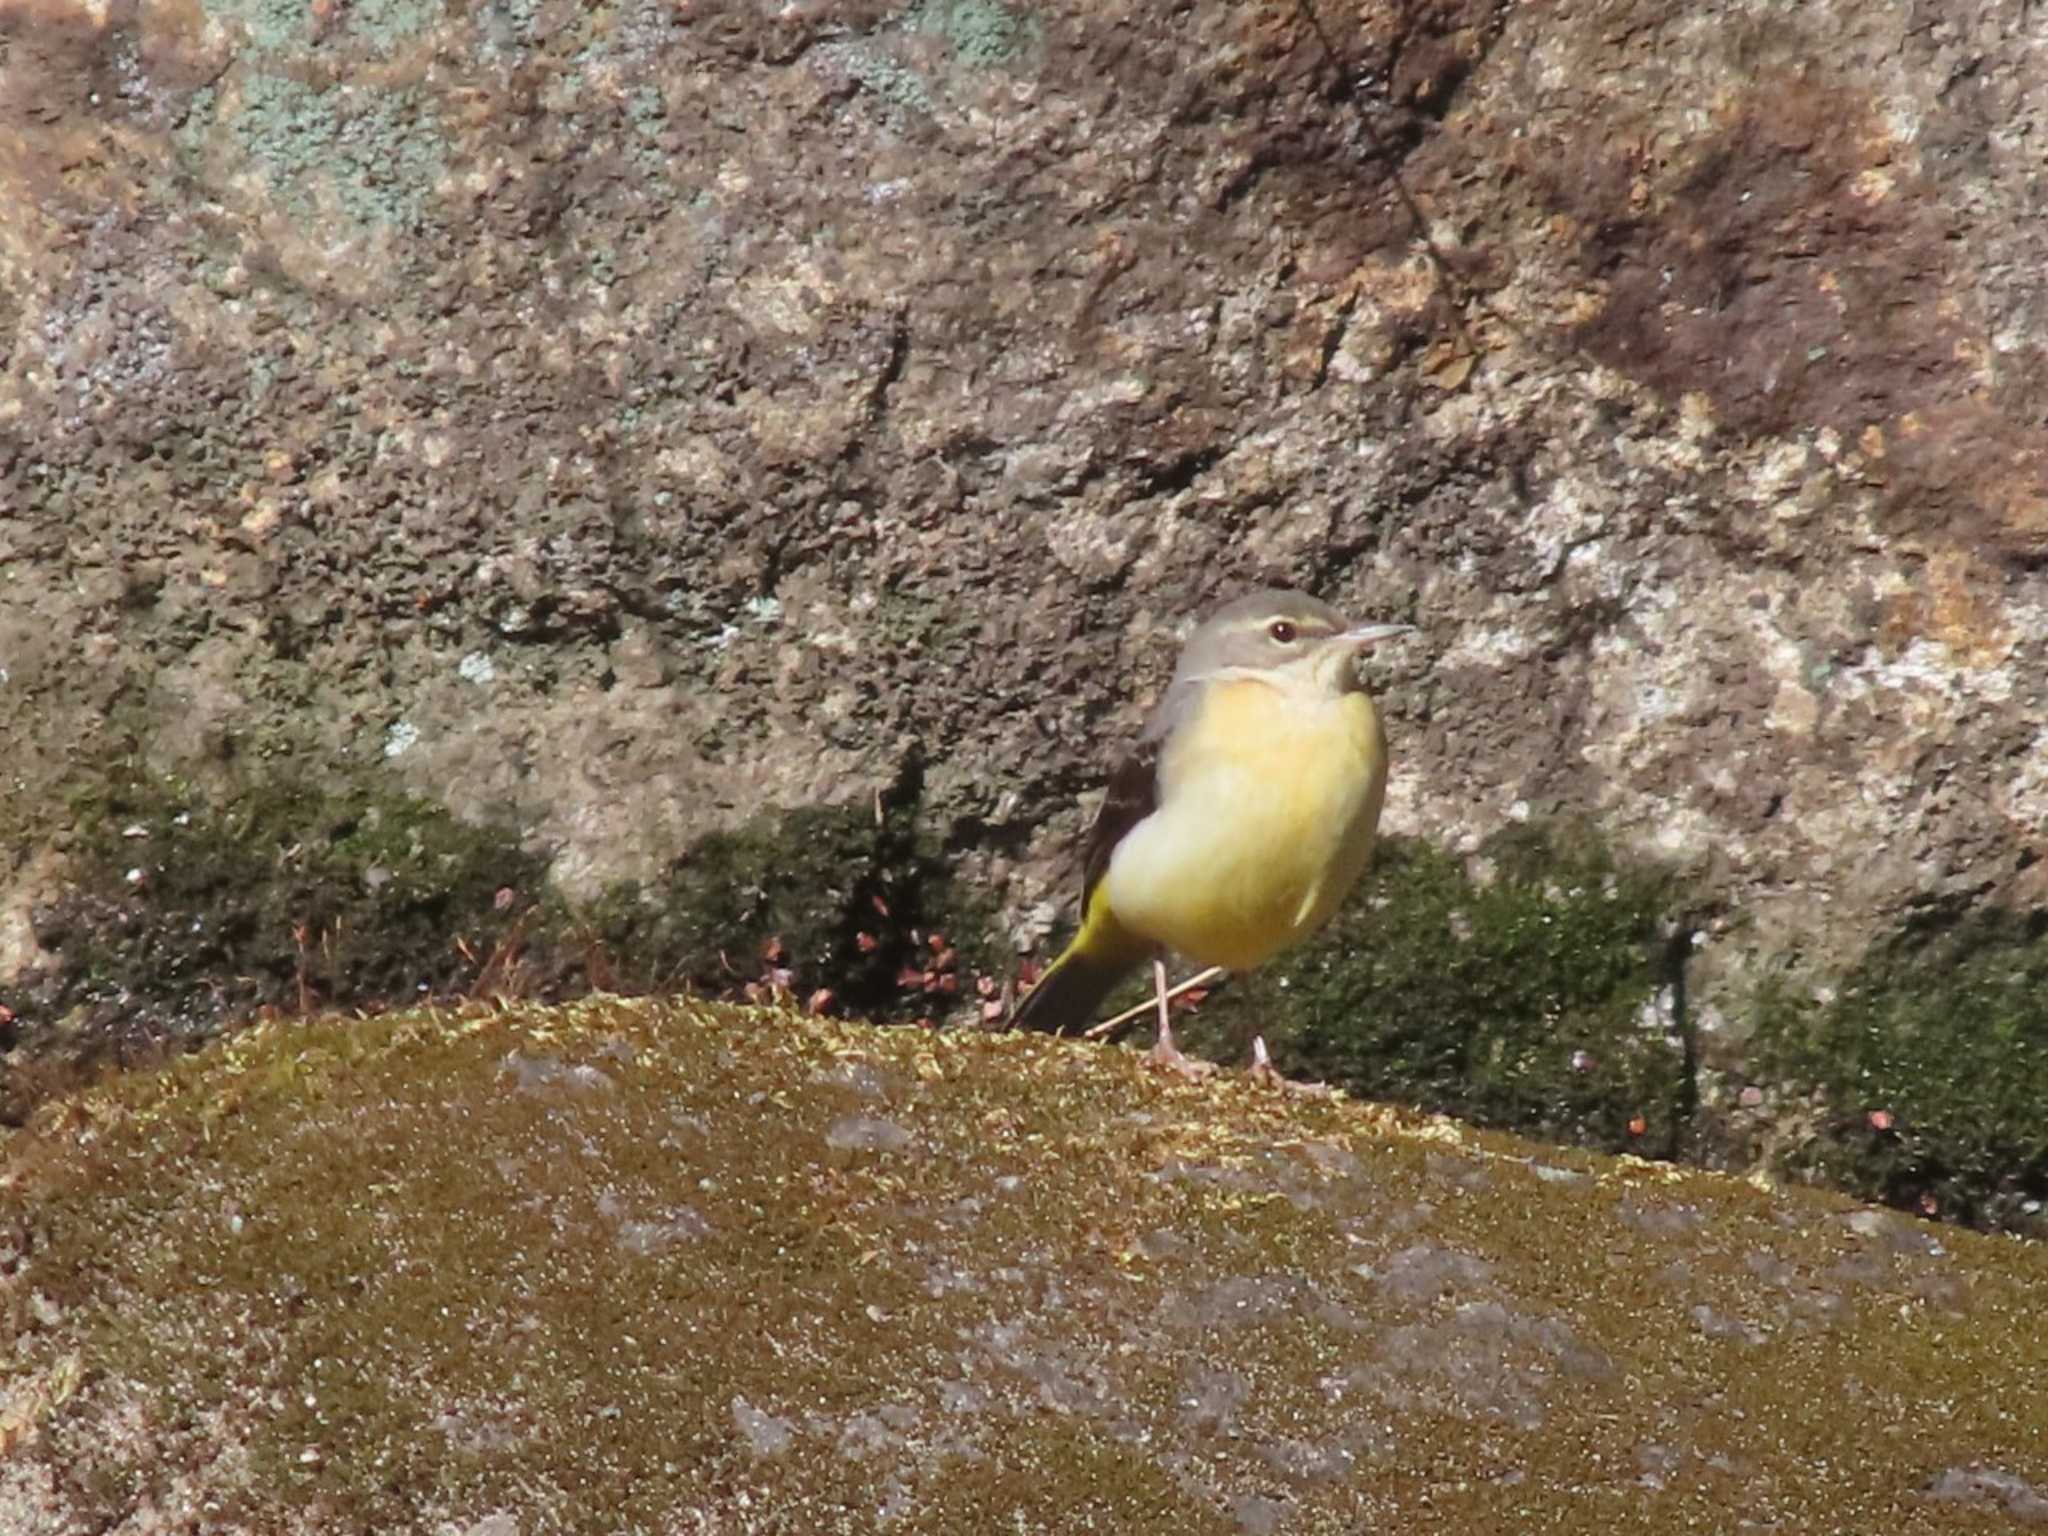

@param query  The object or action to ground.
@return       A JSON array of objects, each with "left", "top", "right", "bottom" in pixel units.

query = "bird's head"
[{"left": 1173, "top": 588, "right": 1412, "bottom": 697}]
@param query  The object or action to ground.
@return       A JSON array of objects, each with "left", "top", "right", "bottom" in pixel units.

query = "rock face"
[
  {"left": 1, "top": 3, "right": 2044, "bottom": 1208},
  {"left": 5, "top": 1000, "right": 2046, "bottom": 1532}
]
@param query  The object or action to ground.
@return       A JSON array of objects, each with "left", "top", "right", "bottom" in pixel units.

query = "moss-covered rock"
[
  {"left": 1177, "top": 824, "right": 1685, "bottom": 1156},
  {"left": 5, "top": 998, "right": 2046, "bottom": 1532},
  {"left": 1751, "top": 908, "right": 2048, "bottom": 1235}
]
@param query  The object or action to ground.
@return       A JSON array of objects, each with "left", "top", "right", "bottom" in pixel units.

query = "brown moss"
[{"left": 5, "top": 999, "right": 2045, "bottom": 1530}]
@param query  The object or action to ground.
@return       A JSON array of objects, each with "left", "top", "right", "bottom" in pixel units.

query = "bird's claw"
[{"left": 1149, "top": 1036, "right": 1216, "bottom": 1079}]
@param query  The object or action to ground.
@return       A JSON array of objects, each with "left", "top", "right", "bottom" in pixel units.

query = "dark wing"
[
  {"left": 1078, "top": 674, "right": 1190, "bottom": 912},
  {"left": 1079, "top": 741, "right": 1159, "bottom": 912}
]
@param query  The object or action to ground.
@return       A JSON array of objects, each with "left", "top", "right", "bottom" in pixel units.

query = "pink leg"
[{"left": 1147, "top": 957, "right": 1210, "bottom": 1077}]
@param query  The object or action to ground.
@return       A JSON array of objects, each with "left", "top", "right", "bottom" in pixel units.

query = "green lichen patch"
[
  {"left": 1751, "top": 908, "right": 2048, "bottom": 1235},
  {"left": 815, "top": 0, "right": 1043, "bottom": 129},
  {"left": 4, "top": 999, "right": 2045, "bottom": 1531},
  {"left": 205, "top": 0, "right": 442, "bottom": 54},
  {"left": 1177, "top": 825, "right": 1685, "bottom": 1158},
  {"left": 908, "top": 0, "right": 1043, "bottom": 70},
  {"left": 180, "top": 71, "right": 448, "bottom": 233}
]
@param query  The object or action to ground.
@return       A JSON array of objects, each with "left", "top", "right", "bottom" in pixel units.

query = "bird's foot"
[
  {"left": 1248, "top": 1035, "right": 1332, "bottom": 1097},
  {"left": 1148, "top": 1033, "right": 1216, "bottom": 1079}
]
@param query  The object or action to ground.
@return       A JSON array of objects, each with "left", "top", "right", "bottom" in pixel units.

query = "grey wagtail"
[{"left": 1009, "top": 589, "right": 1412, "bottom": 1067}]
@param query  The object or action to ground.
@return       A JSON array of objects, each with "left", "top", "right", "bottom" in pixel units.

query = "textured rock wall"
[{"left": 1, "top": 2, "right": 2044, "bottom": 1158}]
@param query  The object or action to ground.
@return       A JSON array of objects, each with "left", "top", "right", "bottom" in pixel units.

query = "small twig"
[
  {"left": 1081, "top": 966, "right": 1228, "bottom": 1041},
  {"left": 292, "top": 921, "right": 313, "bottom": 1016}
]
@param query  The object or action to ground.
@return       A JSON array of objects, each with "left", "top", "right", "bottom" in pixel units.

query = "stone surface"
[
  {"left": 2, "top": 999, "right": 2043, "bottom": 1531},
  {"left": 2, "top": 2, "right": 2045, "bottom": 1196}
]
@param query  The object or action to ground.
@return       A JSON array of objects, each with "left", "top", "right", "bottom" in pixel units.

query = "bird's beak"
[{"left": 1338, "top": 623, "right": 1414, "bottom": 652}]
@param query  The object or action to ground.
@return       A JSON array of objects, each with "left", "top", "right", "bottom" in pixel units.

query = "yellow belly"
[{"left": 1100, "top": 677, "right": 1388, "bottom": 970}]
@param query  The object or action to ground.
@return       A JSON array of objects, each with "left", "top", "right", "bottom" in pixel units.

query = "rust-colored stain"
[
  {"left": 1874, "top": 547, "right": 2020, "bottom": 667},
  {"left": 1533, "top": 81, "right": 2048, "bottom": 566}
]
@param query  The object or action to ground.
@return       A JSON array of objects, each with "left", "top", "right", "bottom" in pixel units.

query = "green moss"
[
  {"left": 0, "top": 764, "right": 541, "bottom": 1114},
  {"left": 10, "top": 998, "right": 2048, "bottom": 1530},
  {"left": 1178, "top": 824, "right": 1684, "bottom": 1155},
  {"left": 572, "top": 760, "right": 999, "bottom": 1018},
  {"left": 1751, "top": 909, "right": 2048, "bottom": 1233},
  {"left": 4, "top": 748, "right": 1006, "bottom": 1124}
]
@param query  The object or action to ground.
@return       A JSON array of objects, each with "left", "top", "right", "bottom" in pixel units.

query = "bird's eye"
[{"left": 1268, "top": 620, "right": 1297, "bottom": 644}]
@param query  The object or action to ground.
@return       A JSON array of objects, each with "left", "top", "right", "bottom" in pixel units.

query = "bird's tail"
[{"left": 1009, "top": 896, "right": 1147, "bottom": 1036}]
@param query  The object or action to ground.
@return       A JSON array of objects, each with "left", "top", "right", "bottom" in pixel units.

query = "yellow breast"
[{"left": 1100, "top": 676, "right": 1389, "bottom": 970}]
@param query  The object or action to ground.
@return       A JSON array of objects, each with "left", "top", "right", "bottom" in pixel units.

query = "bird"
[{"left": 1009, "top": 588, "right": 1412, "bottom": 1069}]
